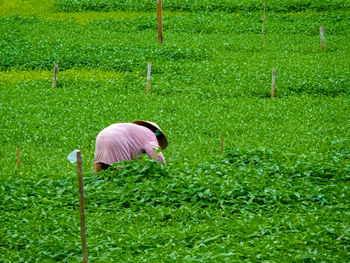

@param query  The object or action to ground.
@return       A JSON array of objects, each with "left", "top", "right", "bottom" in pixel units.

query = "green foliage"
[
  {"left": 54, "top": 0, "right": 350, "bottom": 12},
  {"left": 0, "top": 15, "right": 208, "bottom": 71},
  {"left": 92, "top": 148, "right": 350, "bottom": 212},
  {"left": 1, "top": 150, "right": 349, "bottom": 261},
  {"left": 1, "top": 12, "right": 349, "bottom": 96},
  {"left": 1, "top": 0, "right": 350, "bottom": 261}
]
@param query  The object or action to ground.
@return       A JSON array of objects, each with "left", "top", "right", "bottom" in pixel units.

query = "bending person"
[{"left": 93, "top": 120, "right": 168, "bottom": 172}]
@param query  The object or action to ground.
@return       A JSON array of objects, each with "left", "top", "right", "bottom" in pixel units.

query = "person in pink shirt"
[{"left": 93, "top": 120, "right": 168, "bottom": 172}]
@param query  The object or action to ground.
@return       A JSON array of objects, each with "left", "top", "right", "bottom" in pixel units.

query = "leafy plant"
[
  {"left": 1, "top": 0, "right": 350, "bottom": 261},
  {"left": 1, "top": 149, "right": 349, "bottom": 261},
  {"left": 54, "top": 0, "right": 350, "bottom": 12}
]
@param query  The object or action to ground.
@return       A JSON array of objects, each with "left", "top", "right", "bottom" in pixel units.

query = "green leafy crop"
[
  {"left": 1, "top": 150, "right": 349, "bottom": 261},
  {"left": 1, "top": 0, "right": 350, "bottom": 261},
  {"left": 54, "top": 0, "right": 350, "bottom": 12}
]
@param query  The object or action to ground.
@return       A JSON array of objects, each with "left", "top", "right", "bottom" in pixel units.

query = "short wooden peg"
[
  {"left": 147, "top": 61, "right": 152, "bottom": 93},
  {"left": 271, "top": 68, "right": 276, "bottom": 98},
  {"left": 52, "top": 63, "right": 58, "bottom": 88},
  {"left": 17, "top": 143, "right": 21, "bottom": 169},
  {"left": 221, "top": 134, "right": 225, "bottom": 154},
  {"left": 320, "top": 26, "right": 326, "bottom": 50}
]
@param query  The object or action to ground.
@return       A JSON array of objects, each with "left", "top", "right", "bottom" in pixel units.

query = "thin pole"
[
  {"left": 261, "top": 2, "right": 266, "bottom": 48},
  {"left": 271, "top": 68, "right": 276, "bottom": 98},
  {"left": 17, "top": 143, "right": 21, "bottom": 169},
  {"left": 76, "top": 150, "right": 88, "bottom": 263},
  {"left": 320, "top": 26, "right": 325, "bottom": 50},
  {"left": 52, "top": 63, "right": 58, "bottom": 88},
  {"left": 221, "top": 134, "right": 225, "bottom": 154},
  {"left": 147, "top": 61, "right": 152, "bottom": 93},
  {"left": 157, "top": 0, "right": 163, "bottom": 44}
]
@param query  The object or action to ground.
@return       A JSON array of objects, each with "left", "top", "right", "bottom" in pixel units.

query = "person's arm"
[{"left": 143, "top": 144, "right": 166, "bottom": 165}]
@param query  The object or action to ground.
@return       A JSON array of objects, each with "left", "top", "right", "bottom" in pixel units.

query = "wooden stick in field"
[
  {"left": 271, "top": 68, "right": 276, "bottom": 98},
  {"left": 52, "top": 63, "right": 58, "bottom": 88},
  {"left": 221, "top": 134, "right": 225, "bottom": 154},
  {"left": 261, "top": 2, "right": 266, "bottom": 48},
  {"left": 147, "top": 61, "right": 152, "bottom": 93},
  {"left": 157, "top": 0, "right": 163, "bottom": 44},
  {"left": 76, "top": 150, "right": 88, "bottom": 263},
  {"left": 320, "top": 26, "right": 326, "bottom": 50},
  {"left": 17, "top": 143, "right": 21, "bottom": 169}
]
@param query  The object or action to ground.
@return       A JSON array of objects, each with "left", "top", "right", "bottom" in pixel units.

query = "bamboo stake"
[
  {"left": 320, "top": 26, "right": 326, "bottom": 50},
  {"left": 147, "top": 61, "right": 152, "bottom": 93},
  {"left": 52, "top": 63, "right": 58, "bottom": 88},
  {"left": 76, "top": 150, "right": 88, "bottom": 263},
  {"left": 221, "top": 134, "right": 225, "bottom": 154},
  {"left": 271, "top": 68, "right": 276, "bottom": 98},
  {"left": 157, "top": 0, "right": 163, "bottom": 44},
  {"left": 261, "top": 2, "right": 266, "bottom": 48},
  {"left": 17, "top": 143, "right": 21, "bottom": 169}
]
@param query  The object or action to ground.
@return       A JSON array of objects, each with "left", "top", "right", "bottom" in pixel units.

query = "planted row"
[
  {"left": 1, "top": 14, "right": 349, "bottom": 96},
  {"left": 0, "top": 17, "right": 208, "bottom": 71},
  {"left": 88, "top": 148, "right": 350, "bottom": 212},
  {"left": 1, "top": 148, "right": 349, "bottom": 261},
  {"left": 54, "top": 0, "right": 350, "bottom": 13},
  {"left": 2, "top": 148, "right": 348, "bottom": 213}
]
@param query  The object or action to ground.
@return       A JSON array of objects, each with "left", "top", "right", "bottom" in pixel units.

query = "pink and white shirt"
[{"left": 94, "top": 123, "right": 166, "bottom": 165}]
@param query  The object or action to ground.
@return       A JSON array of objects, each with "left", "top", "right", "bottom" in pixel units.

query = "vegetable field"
[{"left": 1, "top": 0, "right": 349, "bottom": 262}]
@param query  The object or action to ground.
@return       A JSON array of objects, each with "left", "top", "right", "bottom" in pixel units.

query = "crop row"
[
  {"left": 1, "top": 148, "right": 349, "bottom": 261},
  {"left": 1, "top": 77, "right": 349, "bottom": 171},
  {"left": 1, "top": 4, "right": 350, "bottom": 261},
  {"left": 1, "top": 14, "right": 349, "bottom": 96},
  {"left": 54, "top": 0, "right": 350, "bottom": 12},
  {"left": 2, "top": 148, "right": 349, "bottom": 213}
]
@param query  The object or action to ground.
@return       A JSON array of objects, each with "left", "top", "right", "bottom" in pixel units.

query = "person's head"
[{"left": 132, "top": 120, "right": 168, "bottom": 149}]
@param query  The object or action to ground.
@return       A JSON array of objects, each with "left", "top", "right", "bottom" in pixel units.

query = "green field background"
[{"left": 0, "top": 0, "right": 349, "bottom": 262}]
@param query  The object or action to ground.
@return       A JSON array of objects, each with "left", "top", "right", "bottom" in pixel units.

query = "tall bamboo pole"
[
  {"left": 261, "top": 2, "right": 266, "bottom": 48},
  {"left": 76, "top": 150, "right": 88, "bottom": 263},
  {"left": 157, "top": 0, "right": 163, "bottom": 44}
]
